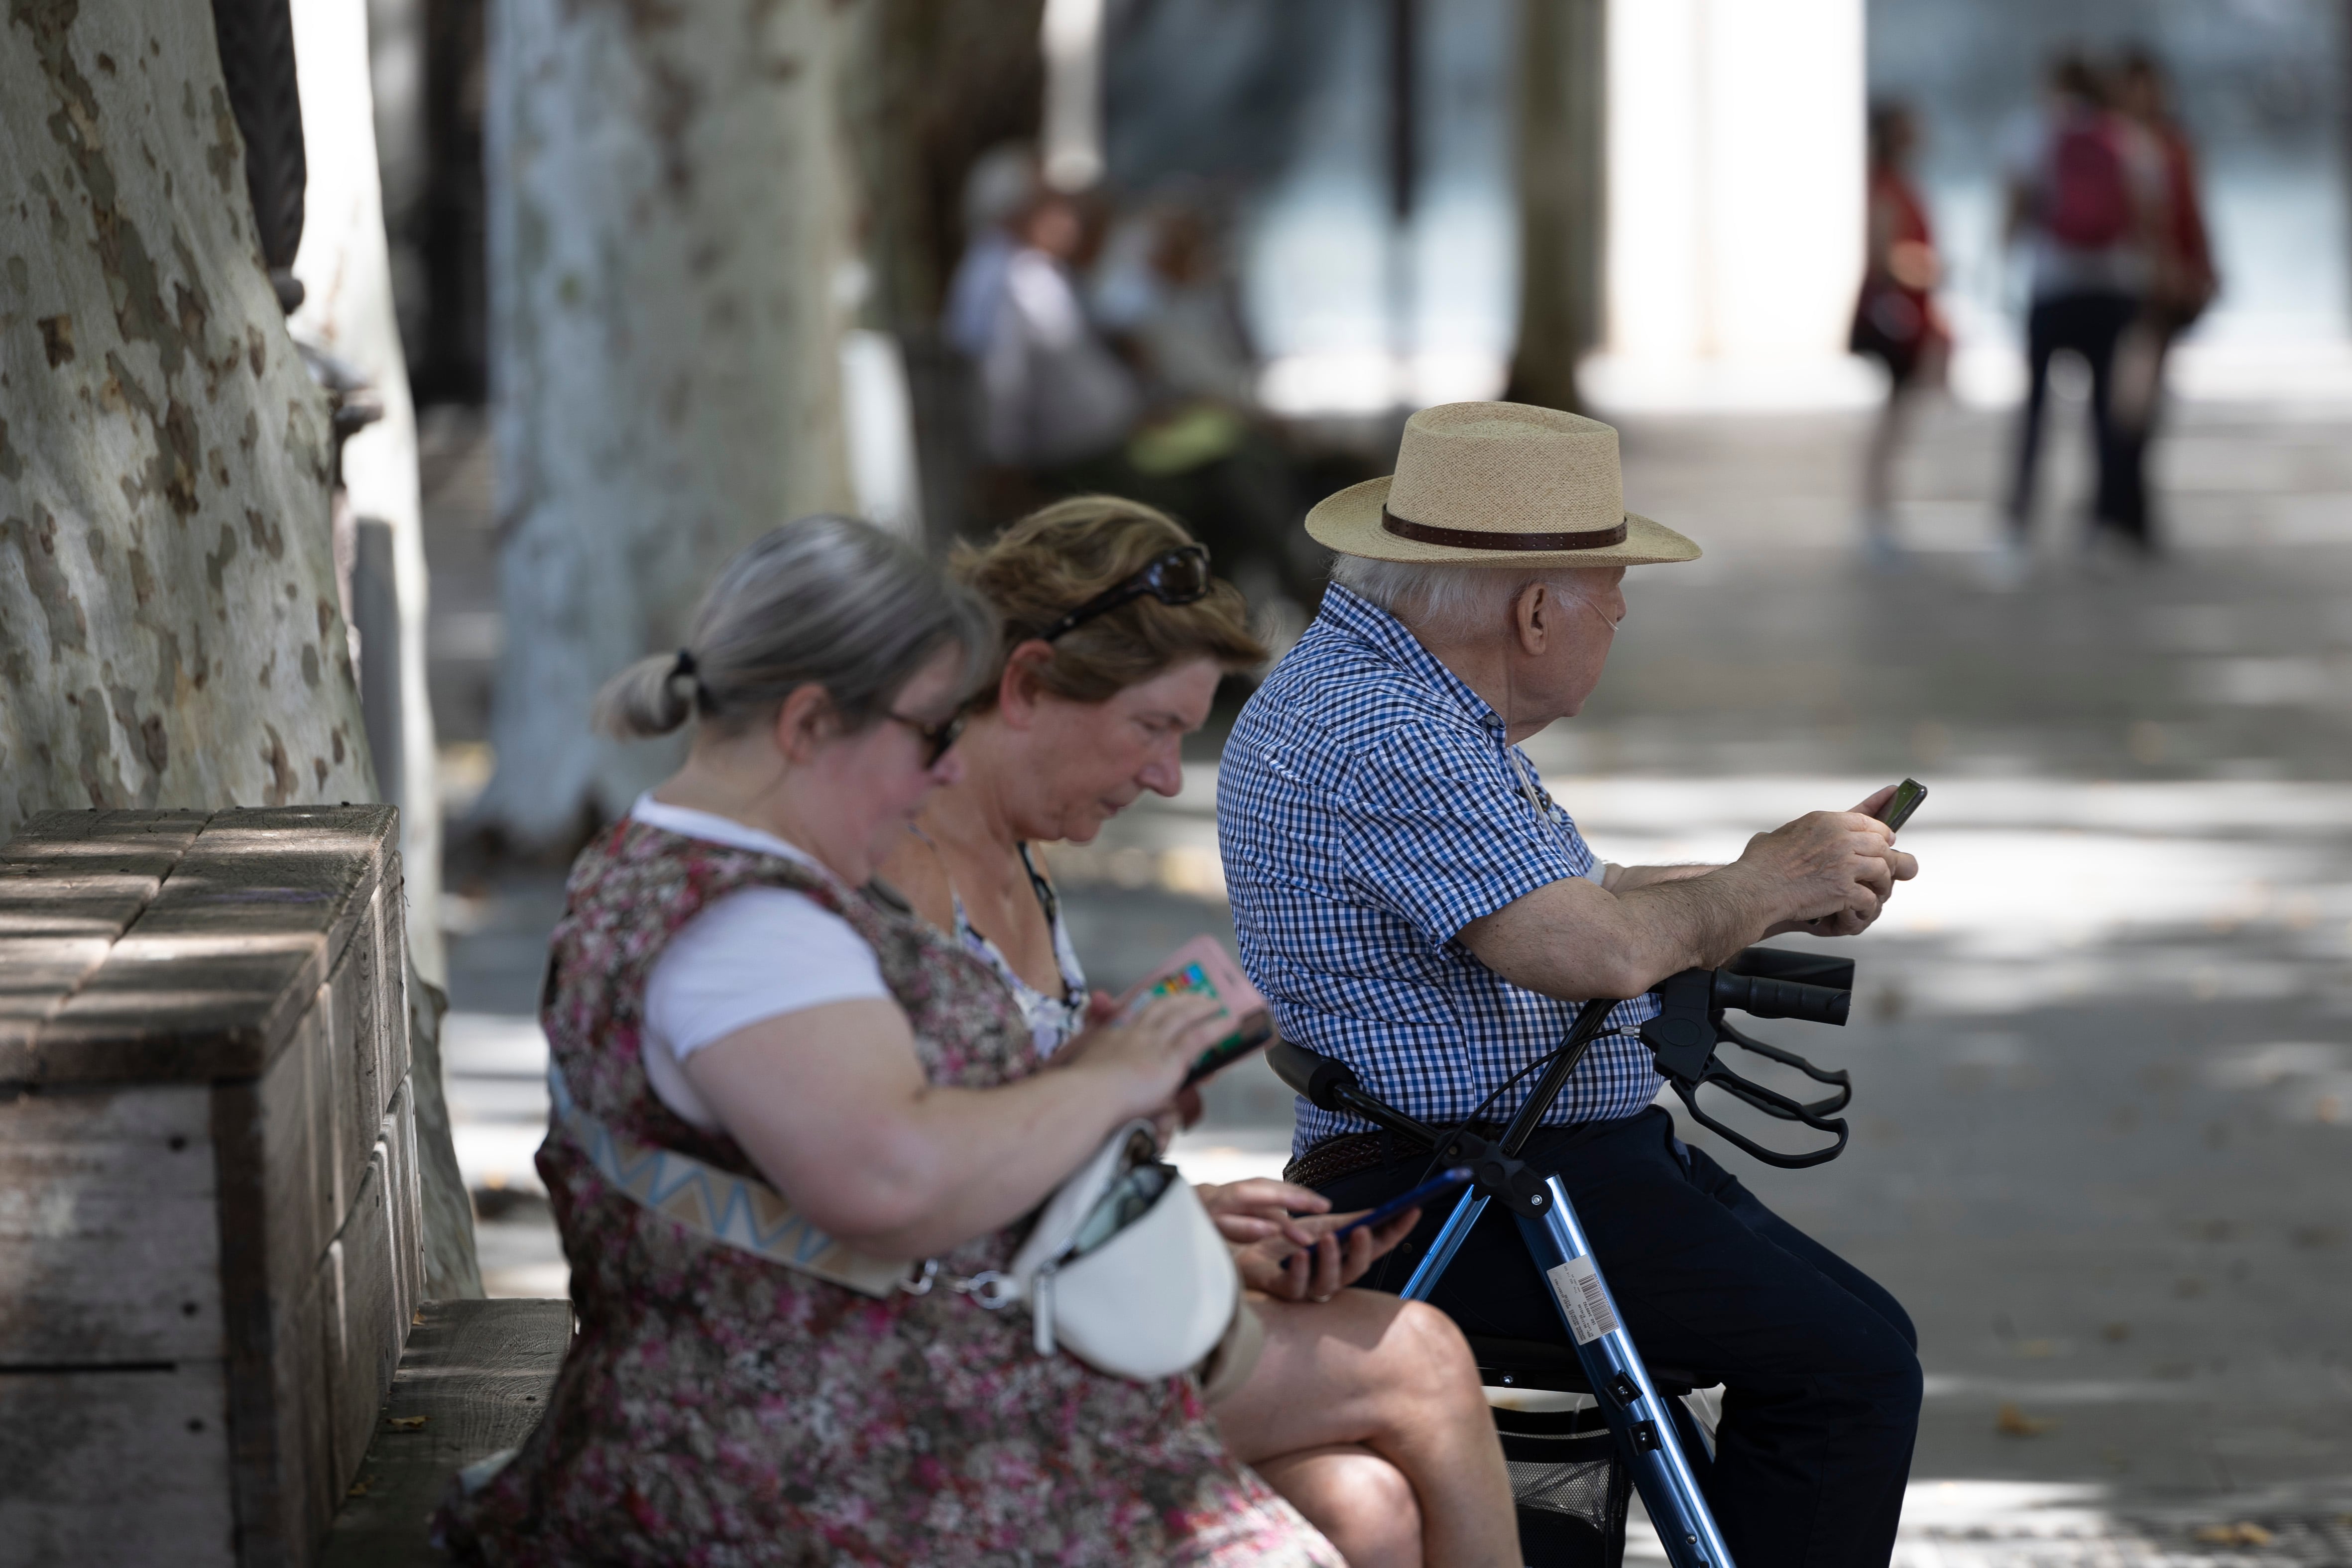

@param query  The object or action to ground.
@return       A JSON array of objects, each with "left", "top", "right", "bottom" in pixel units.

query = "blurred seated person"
[
  {"left": 1083, "top": 195, "right": 1315, "bottom": 611},
  {"left": 943, "top": 142, "right": 1043, "bottom": 362},
  {"left": 1217, "top": 403, "right": 1923, "bottom": 1568},
  {"left": 880, "top": 496, "right": 1520, "bottom": 1568},
  {"left": 438, "top": 516, "right": 1342, "bottom": 1566},
  {"left": 975, "top": 191, "right": 1142, "bottom": 473}
]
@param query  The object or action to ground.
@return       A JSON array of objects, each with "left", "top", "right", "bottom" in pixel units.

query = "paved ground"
[{"left": 421, "top": 383, "right": 2352, "bottom": 1556}]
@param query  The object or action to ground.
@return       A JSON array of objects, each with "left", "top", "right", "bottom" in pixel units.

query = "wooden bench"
[
  {"left": 318, "top": 1298, "right": 572, "bottom": 1567},
  {"left": 0, "top": 807, "right": 421, "bottom": 1566}
]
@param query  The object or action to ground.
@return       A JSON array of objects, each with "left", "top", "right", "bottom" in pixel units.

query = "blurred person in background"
[
  {"left": 974, "top": 189, "right": 1144, "bottom": 476},
  {"left": 1849, "top": 101, "right": 1951, "bottom": 567},
  {"left": 2000, "top": 51, "right": 2167, "bottom": 575},
  {"left": 881, "top": 495, "right": 1522, "bottom": 1568},
  {"left": 440, "top": 516, "right": 1343, "bottom": 1565},
  {"left": 944, "top": 143, "right": 1043, "bottom": 362},
  {"left": 1090, "top": 192, "right": 1319, "bottom": 627},
  {"left": 2110, "top": 45, "right": 2219, "bottom": 534}
]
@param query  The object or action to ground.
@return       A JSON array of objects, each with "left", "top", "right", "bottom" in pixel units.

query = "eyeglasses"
[
  {"left": 886, "top": 707, "right": 966, "bottom": 768},
  {"left": 1036, "top": 545, "right": 1213, "bottom": 643}
]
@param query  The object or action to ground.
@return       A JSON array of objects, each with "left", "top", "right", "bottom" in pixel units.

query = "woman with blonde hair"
[
  {"left": 437, "top": 514, "right": 1341, "bottom": 1565},
  {"left": 882, "top": 496, "right": 1520, "bottom": 1568}
]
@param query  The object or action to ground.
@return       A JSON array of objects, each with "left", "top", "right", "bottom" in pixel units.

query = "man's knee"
[{"left": 1816, "top": 1332, "right": 1922, "bottom": 1430}]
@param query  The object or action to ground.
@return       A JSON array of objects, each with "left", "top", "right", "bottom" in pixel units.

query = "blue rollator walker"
[{"left": 1268, "top": 946, "right": 1862, "bottom": 1568}]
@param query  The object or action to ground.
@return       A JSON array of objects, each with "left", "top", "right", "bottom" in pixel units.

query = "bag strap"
[{"left": 548, "top": 1059, "right": 941, "bottom": 1300}]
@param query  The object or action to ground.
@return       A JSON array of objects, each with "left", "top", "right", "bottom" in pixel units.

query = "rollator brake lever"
[
  {"left": 1716, "top": 1019, "right": 1852, "bottom": 1119},
  {"left": 1641, "top": 959, "right": 1856, "bottom": 1168}
]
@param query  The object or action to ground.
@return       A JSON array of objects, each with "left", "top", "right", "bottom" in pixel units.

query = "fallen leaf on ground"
[
  {"left": 1995, "top": 1402, "right": 2057, "bottom": 1437},
  {"left": 388, "top": 1415, "right": 427, "bottom": 1430},
  {"left": 2192, "top": 1523, "right": 2273, "bottom": 1546}
]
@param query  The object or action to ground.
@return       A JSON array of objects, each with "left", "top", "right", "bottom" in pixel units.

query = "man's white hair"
[{"left": 1328, "top": 556, "right": 1605, "bottom": 642}]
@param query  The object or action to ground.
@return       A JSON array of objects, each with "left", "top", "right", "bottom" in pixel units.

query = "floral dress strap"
[{"left": 950, "top": 840, "right": 1089, "bottom": 1058}]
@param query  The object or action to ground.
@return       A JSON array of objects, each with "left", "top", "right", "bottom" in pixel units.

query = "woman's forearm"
[
  {"left": 831, "top": 1065, "right": 1162, "bottom": 1257},
  {"left": 684, "top": 999, "right": 1178, "bottom": 1260}
]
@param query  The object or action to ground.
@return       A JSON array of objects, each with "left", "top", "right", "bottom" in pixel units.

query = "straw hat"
[{"left": 1305, "top": 401, "right": 1700, "bottom": 568}]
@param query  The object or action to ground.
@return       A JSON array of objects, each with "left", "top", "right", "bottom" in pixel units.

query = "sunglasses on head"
[{"left": 1036, "top": 545, "right": 1213, "bottom": 643}]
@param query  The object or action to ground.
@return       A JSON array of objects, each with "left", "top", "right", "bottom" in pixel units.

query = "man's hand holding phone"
[{"left": 1748, "top": 780, "right": 1922, "bottom": 937}]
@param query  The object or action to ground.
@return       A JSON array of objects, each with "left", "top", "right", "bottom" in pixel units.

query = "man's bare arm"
[
  {"left": 1462, "top": 806, "right": 1916, "bottom": 1002},
  {"left": 1600, "top": 862, "right": 1716, "bottom": 892}
]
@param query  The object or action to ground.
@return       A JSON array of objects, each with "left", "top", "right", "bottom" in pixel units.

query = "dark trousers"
[
  {"left": 1319, "top": 1110, "right": 1921, "bottom": 1568},
  {"left": 2007, "top": 290, "right": 2148, "bottom": 545}
]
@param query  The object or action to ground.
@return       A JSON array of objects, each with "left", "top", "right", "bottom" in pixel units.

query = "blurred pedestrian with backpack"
[
  {"left": 2110, "top": 46, "right": 2218, "bottom": 517},
  {"left": 1850, "top": 101, "right": 1950, "bottom": 567},
  {"left": 1999, "top": 52, "right": 2166, "bottom": 574}
]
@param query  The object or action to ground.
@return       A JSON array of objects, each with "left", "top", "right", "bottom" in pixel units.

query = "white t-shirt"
[{"left": 631, "top": 795, "right": 888, "bottom": 1130}]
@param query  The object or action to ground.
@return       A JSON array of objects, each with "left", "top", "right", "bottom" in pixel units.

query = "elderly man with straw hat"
[{"left": 1218, "top": 402, "right": 1922, "bottom": 1568}]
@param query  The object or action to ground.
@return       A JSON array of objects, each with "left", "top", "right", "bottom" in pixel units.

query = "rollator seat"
[{"left": 1468, "top": 1334, "right": 1699, "bottom": 1398}]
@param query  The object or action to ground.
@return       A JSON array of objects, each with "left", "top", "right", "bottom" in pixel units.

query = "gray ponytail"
[{"left": 594, "top": 516, "right": 998, "bottom": 741}]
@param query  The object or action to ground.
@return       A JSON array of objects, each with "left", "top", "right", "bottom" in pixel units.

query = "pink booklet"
[{"left": 1114, "top": 935, "right": 1277, "bottom": 1087}]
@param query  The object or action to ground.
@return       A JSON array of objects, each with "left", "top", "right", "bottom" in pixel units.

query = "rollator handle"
[
  {"left": 1710, "top": 971, "right": 1850, "bottom": 1026},
  {"left": 1267, "top": 1037, "right": 1357, "bottom": 1111}
]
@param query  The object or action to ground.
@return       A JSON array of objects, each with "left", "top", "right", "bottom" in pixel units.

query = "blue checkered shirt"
[{"left": 1217, "top": 585, "right": 1663, "bottom": 1156}]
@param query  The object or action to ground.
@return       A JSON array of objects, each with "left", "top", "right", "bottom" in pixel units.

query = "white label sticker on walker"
[{"left": 1547, "top": 1256, "right": 1620, "bottom": 1344}]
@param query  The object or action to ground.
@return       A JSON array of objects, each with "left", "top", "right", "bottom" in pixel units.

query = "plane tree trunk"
[
  {"left": 474, "top": 0, "right": 858, "bottom": 849},
  {"left": 1, "top": 0, "right": 375, "bottom": 832},
  {"left": 1507, "top": 0, "right": 1606, "bottom": 414}
]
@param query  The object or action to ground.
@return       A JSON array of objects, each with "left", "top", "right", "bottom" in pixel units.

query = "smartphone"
[
  {"left": 1877, "top": 778, "right": 1928, "bottom": 833},
  {"left": 1333, "top": 1167, "right": 1474, "bottom": 1238},
  {"left": 1181, "top": 1014, "right": 1275, "bottom": 1089},
  {"left": 1118, "top": 936, "right": 1278, "bottom": 1088}
]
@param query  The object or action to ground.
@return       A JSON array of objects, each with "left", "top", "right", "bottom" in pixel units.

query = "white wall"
[{"left": 1599, "top": 0, "right": 1870, "bottom": 407}]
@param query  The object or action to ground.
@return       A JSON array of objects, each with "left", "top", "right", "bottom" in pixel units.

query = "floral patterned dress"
[{"left": 435, "top": 819, "right": 1338, "bottom": 1568}]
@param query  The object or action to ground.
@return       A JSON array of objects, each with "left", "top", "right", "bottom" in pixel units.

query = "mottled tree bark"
[
  {"left": 1506, "top": 0, "right": 1606, "bottom": 414},
  {"left": 476, "top": 0, "right": 858, "bottom": 848},
  {"left": 1, "top": 0, "right": 375, "bottom": 835}
]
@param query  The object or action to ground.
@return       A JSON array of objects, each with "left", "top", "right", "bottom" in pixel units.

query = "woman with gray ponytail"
[{"left": 440, "top": 516, "right": 1339, "bottom": 1566}]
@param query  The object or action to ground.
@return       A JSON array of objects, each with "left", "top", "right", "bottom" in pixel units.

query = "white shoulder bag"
[{"left": 991, "top": 1120, "right": 1239, "bottom": 1381}]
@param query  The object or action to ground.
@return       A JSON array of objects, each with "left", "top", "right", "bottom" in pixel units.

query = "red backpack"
[{"left": 2044, "top": 116, "right": 2132, "bottom": 249}]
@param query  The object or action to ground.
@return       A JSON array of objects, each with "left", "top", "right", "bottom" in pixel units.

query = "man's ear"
[
  {"left": 1514, "top": 581, "right": 1552, "bottom": 656},
  {"left": 771, "top": 682, "right": 839, "bottom": 764},
  {"left": 997, "top": 641, "right": 1056, "bottom": 731}
]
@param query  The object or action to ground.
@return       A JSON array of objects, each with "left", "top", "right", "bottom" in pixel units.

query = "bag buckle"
[{"left": 954, "top": 1270, "right": 1015, "bottom": 1310}]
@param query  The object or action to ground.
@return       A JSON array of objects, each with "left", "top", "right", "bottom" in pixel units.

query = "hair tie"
[{"left": 671, "top": 647, "right": 698, "bottom": 681}]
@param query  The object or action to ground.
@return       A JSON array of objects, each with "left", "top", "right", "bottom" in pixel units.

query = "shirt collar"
[{"left": 1316, "top": 583, "right": 1509, "bottom": 738}]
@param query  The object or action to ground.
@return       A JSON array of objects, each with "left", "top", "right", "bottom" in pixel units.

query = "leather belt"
[{"left": 1284, "top": 1123, "right": 1513, "bottom": 1192}]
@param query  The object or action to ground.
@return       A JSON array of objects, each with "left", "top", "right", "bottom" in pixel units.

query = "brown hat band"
[{"left": 1381, "top": 508, "right": 1630, "bottom": 553}]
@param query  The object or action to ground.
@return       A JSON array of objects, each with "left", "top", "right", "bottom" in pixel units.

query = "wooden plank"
[
  {"left": 0, "top": 1083, "right": 222, "bottom": 1363},
  {"left": 323, "top": 1148, "right": 406, "bottom": 1509},
  {"left": 382, "top": 1078, "right": 423, "bottom": 1331},
  {"left": 319, "top": 1299, "right": 572, "bottom": 1568},
  {"left": 267, "top": 1258, "right": 337, "bottom": 1566},
  {"left": 0, "top": 1359, "right": 237, "bottom": 1568},
  {"left": 256, "top": 1006, "right": 339, "bottom": 1314},
  {"left": 376, "top": 863, "right": 410, "bottom": 1091},
  {"left": 215, "top": 1075, "right": 305, "bottom": 1568},
  {"left": 326, "top": 923, "right": 382, "bottom": 1227},
  {"left": 14, "top": 806, "right": 394, "bottom": 1085},
  {"left": 0, "top": 809, "right": 208, "bottom": 1053}
]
